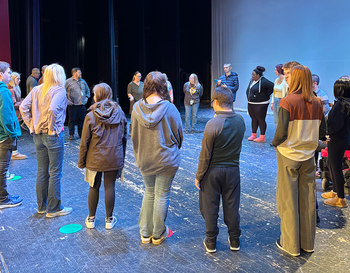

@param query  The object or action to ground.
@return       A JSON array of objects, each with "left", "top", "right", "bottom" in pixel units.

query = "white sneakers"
[{"left": 85, "top": 215, "right": 117, "bottom": 230}]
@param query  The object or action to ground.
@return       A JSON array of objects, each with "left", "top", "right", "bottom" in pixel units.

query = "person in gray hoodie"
[
  {"left": 131, "top": 71, "right": 183, "bottom": 245},
  {"left": 78, "top": 83, "right": 127, "bottom": 230}
]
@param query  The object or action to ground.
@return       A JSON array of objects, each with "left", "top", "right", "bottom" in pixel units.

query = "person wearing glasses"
[{"left": 65, "top": 67, "right": 90, "bottom": 140}]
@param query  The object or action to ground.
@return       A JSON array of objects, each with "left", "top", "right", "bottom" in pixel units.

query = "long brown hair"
[
  {"left": 288, "top": 65, "right": 314, "bottom": 102},
  {"left": 91, "top": 83, "right": 117, "bottom": 112},
  {"left": 143, "top": 71, "right": 171, "bottom": 102}
]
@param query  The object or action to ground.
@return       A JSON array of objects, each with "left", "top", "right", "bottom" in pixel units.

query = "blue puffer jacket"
[{"left": 0, "top": 82, "right": 21, "bottom": 141}]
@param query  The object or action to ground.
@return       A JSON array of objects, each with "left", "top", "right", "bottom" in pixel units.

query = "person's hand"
[
  {"left": 195, "top": 178, "right": 201, "bottom": 190},
  {"left": 270, "top": 103, "right": 273, "bottom": 111},
  {"left": 217, "top": 80, "right": 221, "bottom": 86},
  {"left": 129, "top": 95, "right": 134, "bottom": 102},
  {"left": 222, "top": 84, "right": 227, "bottom": 88},
  {"left": 67, "top": 100, "right": 73, "bottom": 106}
]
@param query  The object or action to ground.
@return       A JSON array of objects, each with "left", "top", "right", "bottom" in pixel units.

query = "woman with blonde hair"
[
  {"left": 8, "top": 73, "right": 27, "bottom": 160},
  {"left": 20, "top": 64, "right": 72, "bottom": 217},
  {"left": 183, "top": 73, "right": 203, "bottom": 133},
  {"left": 272, "top": 65, "right": 326, "bottom": 256},
  {"left": 79, "top": 83, "right": 127, "bottom": 229}
]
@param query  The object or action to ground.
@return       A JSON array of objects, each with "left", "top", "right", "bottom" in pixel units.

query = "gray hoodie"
[{"left": 131, "top": 99, "right": 183, "bottom": 176}]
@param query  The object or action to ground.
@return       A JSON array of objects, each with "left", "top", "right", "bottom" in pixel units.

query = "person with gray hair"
[
  {"left": 312, "top": 74, "right": 330, "bottom": 115},
  {"left": 26, "top": 68, "right": 40, "bottom": 95},
  {"left": 217, "top": 63, "right": 239, "bottom": 101},
  {"left": 0, "top": 61, "right": 23, "bottom": 209}
]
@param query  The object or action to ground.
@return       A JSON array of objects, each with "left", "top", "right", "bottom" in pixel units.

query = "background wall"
[{"left": 212, "top": 0, "right": 350, "bottom": 111}]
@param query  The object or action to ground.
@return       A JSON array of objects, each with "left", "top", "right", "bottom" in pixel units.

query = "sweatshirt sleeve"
[
  {"left": 232, "top": 74, "right": 239, "bottom": 93},
  {"left": 48, "top": 88, "right": 67, "bottom": 132},
  {"left": 19, "top": 90, "right": 33, "bottom": 130},
  {"left": 78, "top": 114, "right": 92, "bottom": 168},
  {"left": 272, "top": 107, "right": 290, "bottom": 147},
  {"left": 327, "top": 101, "right": 343, "bottom": 135},
  {"left": 0, "top": 90, "right": 19, "bottom": 139}
]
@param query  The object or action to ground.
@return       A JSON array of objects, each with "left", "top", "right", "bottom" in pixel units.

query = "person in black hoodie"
[
  {"left": 246, "top": 66, "right": 274, "bottom": 142},
  {"left": 131, "top": 71, "right": 183, "bottom": 245},
  {"left": 78, "top": 83, "right": 127, "bottom": 230},
  {"left": 321, "top": 78, "right": 350, "bottom": 208}
]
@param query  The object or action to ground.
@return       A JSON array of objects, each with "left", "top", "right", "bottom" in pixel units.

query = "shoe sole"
[
  {"left": 203, "top": 239, "right": 216, "bottom": 253},
  {"left": 85, "top": 217, "right": 95, "bottom": 229},
  {"left": 0, "top": 201, "right": 23, "bottom": 209},
  {"left": 228, "top": 237, "right": 240, "bottom": 251},
  {"left": 301, "top": 248, "right": 314, "bottom": 253},
  {"left": 324, "top": 201, "right": 347, "bottom": 208},
  {"left": 276, "top": 240, "right": 299, "bottom": 257},
  {"left": 152, "top": 227, "right": 170, "bottom": 245},
  {"left": 141, "top": 236, "right": 153, "bottom": 244},
  {"left": 46, "top": 210, "right": 72, "bottom": 218},
  {"left": 105, "top": 217, "right": 117, "bottom": 229}
]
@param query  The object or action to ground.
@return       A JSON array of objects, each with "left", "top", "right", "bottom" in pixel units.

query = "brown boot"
[
  {"left": 324, "top": 196, "right": 348, "bottom": 208},
  {"left": 321, "top": 190, "right": 337, "bottom": 199}
]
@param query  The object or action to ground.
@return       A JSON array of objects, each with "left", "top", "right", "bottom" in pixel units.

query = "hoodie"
[
  {"left": 131, "top": 99, "right": 183, "bottom": 176},
  {"left": 78, "top": 100, "right": 127, "bottom": 171}
]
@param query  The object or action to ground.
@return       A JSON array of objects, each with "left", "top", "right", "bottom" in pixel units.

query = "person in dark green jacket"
[{"left": 0, "top": 61, "right": 22, "bottom": 209}]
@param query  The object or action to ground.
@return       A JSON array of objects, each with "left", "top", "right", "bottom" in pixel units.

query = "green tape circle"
[{"left": 59, "top": 224, "right": 83, "bottom": 234}]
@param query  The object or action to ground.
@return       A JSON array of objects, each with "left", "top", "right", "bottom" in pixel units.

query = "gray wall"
[{"left": 212, "top": 0, "right": 350, "bottom": 110}]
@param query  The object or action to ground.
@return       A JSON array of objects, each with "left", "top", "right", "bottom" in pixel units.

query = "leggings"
[
  {"left": 88, "top": 170, "right": 119, "bottom": 218},
  {"left": 328, "top": 137, "right": 350, "bottom": 199},
  {"left": 248, "top": 103, "right": 269, "bottom": 135}
]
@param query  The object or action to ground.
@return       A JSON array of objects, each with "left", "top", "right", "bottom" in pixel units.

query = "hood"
[
  {"left": 133, "top": 99, "right": 170, "bottom": 128},
  {"left": 91, "top": 100, "right": 123, "bottom": 125}
]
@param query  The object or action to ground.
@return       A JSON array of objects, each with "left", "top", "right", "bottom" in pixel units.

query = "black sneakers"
[
  {"left": 228, "top": 237, "right": 240, "bottom": 251},
  {"left": 203, "top": 238, "right": 216, "bottom": 253}
]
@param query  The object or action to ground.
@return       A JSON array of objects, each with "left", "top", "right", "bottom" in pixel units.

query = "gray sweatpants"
[{"left": 276, "top": 150, "right": 316, "bottom": 254}]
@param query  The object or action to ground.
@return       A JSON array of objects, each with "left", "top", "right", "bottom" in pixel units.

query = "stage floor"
[{"left": 1, "top": 105, "right": 349, "bottom": 273}]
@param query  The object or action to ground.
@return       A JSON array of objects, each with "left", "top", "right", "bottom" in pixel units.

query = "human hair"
[
  {"left": 312, "top": 74, "right": 320, "bottom": 85},
  {"left": 288, "top": 65, "right": 314, "bottom": 102},
  {"left": 32, "top": 68, "right": 40, "bottom": 74},
  {"left": 253, "top": 66, "right": 265, "bottom": 77},
  {"left": 163, "top": 73, "right": 168, "bottom": 81},
  {"left": 340, "top": 75, "right": 350, "bottom": 80},
  {"left": 9, "top": 72, "right": 21, "bottom": 97},
  {"left": 143, "top": 71, "right": 171, "bottom": 102},
  {"left": 41, "top": 64, "right": 66, "bottom": 99},
  {"left": 334, "top": 78, "right": 350, "bottom": 99},
  {"left": 224, "top": 63, "right": 231, "bottom": 67},
  {"left": 0, "top": 61, "right": 10, "bottom": 73},
  {"left": 71, "top": 67, "right": 81, "bottom": 75},
  {"left": 283, "top": 61, "right": 300, "bottom": 70},
  {"left": 276, "top": 64, "right": 284, "bottom": 75},
  {"left": 189, "top": 73, "right": 200, "bottom": 89},
  {"left": 132, "top": 71, "right": 141, "bottom": 81},
  {"left": 91, "top": 82, "right": 117, "bottom": 112},
  {"left": 212, "top": 86, "right": 233, "bottom": 109},
  {"left": 42, "top": 65, "right": 48, "bottom": 72}
]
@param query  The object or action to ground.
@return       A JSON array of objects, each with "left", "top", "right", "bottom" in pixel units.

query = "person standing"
[
  {"left": 312, "top": 74, "right": 330, "bottom": 116},
  {"left": 131, "top": 71, "right": 183, "bottom": 245},
  {"left": 183, "top": 73, "right": 203, "bottom": 133},
  {"left": 321, "top": 78, "right": 350, "bottom": 208},
  {"left": 0, "top": 61, "right": 23, "bottom": 209},
  {"left": 217, "top": 63, "right": 239, "bottom": 101},
  {"left": 272, "top": 65, "right": 325, "bottom": 257},
  {"left": 20, "top": 64, "right": 72, "bottom": 217},
  {"left": 246, "top": 66, "right": 274, "bottom": 142},
  {"left": 65, "top": 67, "right": 90, "bottom": 140},
  {"left": 127, "top": 71, "right": 143, "bottom": 136},
  {"left": 270, "top": 64, "right": 288, "bottom": 129},
  {"left": 79, "top": 83, "right": 127, "bottom": 229},
  {"left": 38, "top": 65, "right": 48, "bottom": 85},
  {"left": 26, "top": 68, "right": 40, "bottom": 95},
  {"left": 195, "top": 86, "right": 245, "bottom": 253}
]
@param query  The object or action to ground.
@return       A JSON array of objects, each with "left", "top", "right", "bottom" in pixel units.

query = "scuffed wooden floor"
[{"left": 0, "top": 104, "right": 349, "bottom": 273}]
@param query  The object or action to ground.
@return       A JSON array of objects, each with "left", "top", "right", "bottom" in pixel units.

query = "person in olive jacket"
[
  {"left": 78, "top": 83, "right": 127, "bottom": 230},
  {"left": 246, "top": 66, "right": 274, "bottom": 142}
]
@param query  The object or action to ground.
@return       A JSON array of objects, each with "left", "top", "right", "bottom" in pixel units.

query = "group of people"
[{"left": 0, "top": 59, "right": 349, "bottom": 257}]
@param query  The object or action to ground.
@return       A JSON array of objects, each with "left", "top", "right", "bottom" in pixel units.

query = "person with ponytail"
[
  {"left": 246, "top": 66, "right": 274, "bottom": 142},
  {"left": 78, "top": 83, "right": 127, "bottom": 229},
  {"left": 20, "top": 63, "right": 72, "bottom": 217}
]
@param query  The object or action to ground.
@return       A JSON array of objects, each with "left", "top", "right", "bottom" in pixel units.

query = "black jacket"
[{"left": 246, "top": 77, "right": 274, "bottom": 103}]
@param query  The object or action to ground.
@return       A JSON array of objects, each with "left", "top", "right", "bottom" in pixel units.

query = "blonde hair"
[
  {"left": 190, "top": 73, "right": 200, "bottom": 89},
  {"left": 9, "top": 72, "right": 21, "bottom": 98},
  {"left": 41, "top": 64, "right": 66, "bottom": 99},
  {"left": 288, "top": 65, "right": 314, "bottom": 102}
]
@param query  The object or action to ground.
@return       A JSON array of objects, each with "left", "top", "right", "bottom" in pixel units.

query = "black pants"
[
  {"left": 199, "top": 166, "right": 241, "bottom": 242},
  {"left": 328, "top": 136, "right": 350, "bottom": 199},
  {"left": 88, "top": 170, "right": 119, "bottom": 218},
  {"left": 0, "top": 139, "right": 16, "bottom": 201},
  {"left": 248, "top": 103, "right": 269, "bottom": 135},
  {"left": 68, "top": 105, "right": 86, "bottom": 137}
]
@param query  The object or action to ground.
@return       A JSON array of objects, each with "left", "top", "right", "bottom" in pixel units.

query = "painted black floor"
[{"left": 0, "top": 104, "right": 349, "bottom": 273}]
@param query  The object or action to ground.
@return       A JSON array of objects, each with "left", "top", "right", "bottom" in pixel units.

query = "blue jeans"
[
  {"left": 139, "top": 173, "right": 177, "bottom": 238},
  {"left": 34, "top": 133, "right": 64, "bottom": 213},
  {"left": 273, "top": 98, "right": 281, "bottom": 129},
  {"left": 185, "top": 103, "right": 199, "bottom": 131},
  {"left": 0, "top": 139, "right": 16, "bottom": 202}
]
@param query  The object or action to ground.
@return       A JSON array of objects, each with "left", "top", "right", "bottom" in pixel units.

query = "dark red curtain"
[{"left": 0, "top": 0, "right": 11, "bottom": 64}]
